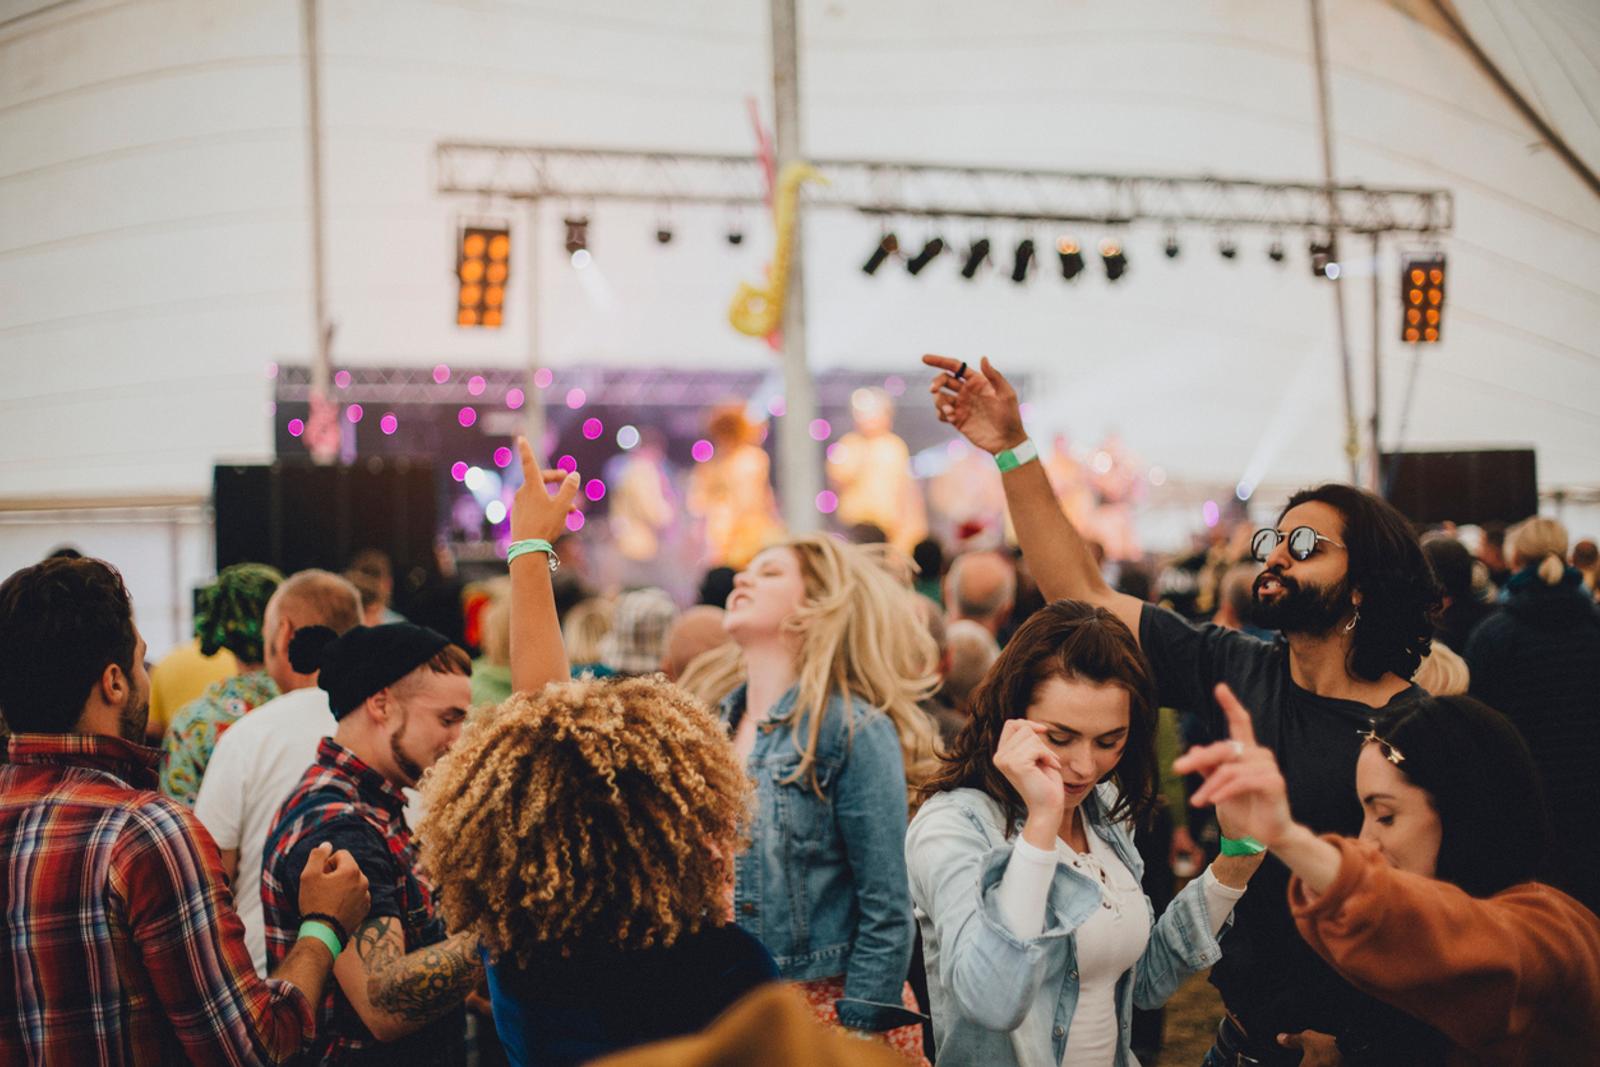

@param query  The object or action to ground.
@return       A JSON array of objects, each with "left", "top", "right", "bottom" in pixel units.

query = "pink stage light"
[
  {"left": 287, "top": 418, "right": 305, "bottom": 437},
  {"left": 566, "top": 510, "right": 586, "bottom": 532},
  {"left": 334, "top": 370, "right": 352, "bottom": 389},
  {"left": 467, "top": 375, "right": 486, "bottom": 396},
  {"left": 380, "top": 413, "right": 398, "bottom": 435},
  {"left": 506, "top": 387, "right": 525, "bottom": 410},
  {"left": 556, "top": 454, "right": 577, "bottom": 473},
  {"left": 451, "top": 461, "right": 469, "bottom": 482},
  {"left": 582, "top": 417, "right": 603, "bottom": 440},
  {"left": 432, "top": 364, "right": 451, "bottom": 385},
  {"left": 816, "top": 491, "right": 839, "bottom": 514},
  {"left": 883, "top": 375, "right": 906, "bottom": 397},
  {"left": 584, "top": 479, "right": 606, "bottom": 502},
  {"left": 565, "top": 388, "right": 586, "bottom": 410},
  {"left": 533, "top": 368, "right": 554, "bottom": 389},
  {"left": 808, "top": 419, "right": 831, "bottom": 441},
  {"left": 346, "top": 404, "right": 364, "bottom": 424},
  {"left": 691, "top": 439, "right": 714, "bottom": 463},
  {"left": 458, "top": 406, "right": 477, "bottom": 428},
  {"left": 493, "top": 446, "right": 513, "bottom": 468},
  {"left": 1202, "top": 500, "right": 1221, "bottom": 528},
  {"left": 767, "top": 396, "right": 787, "bottom": 418},
  {"left": 826, "top": 442, "right": 842, "bottom": 462}
]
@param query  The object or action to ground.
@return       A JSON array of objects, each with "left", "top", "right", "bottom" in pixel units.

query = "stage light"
[
  {"left": 468, "top": 375, "right": 486, "bottom": 396},
  {"left": 493, "top": 446, "right": 513, "bottom": 468},
  {"left": 334, "top": 370, "right": 351, "bottom": 389},
  {"left": 960, "top": 238, "right": 991, "bottom": 279},
  {"left": 287, "top": 418, "right": 305, "bottom": 438},
  {"left": 809, "top": 418, "right": 832, "bottom": 441},
  {"left": 485, "top": 500, "right": 507, "bottom": 525},
  {"left": 1268, "top": 239, "right": 1286, "bottom": 263},
  {"left": 457, "top": 225, "right": 509, "bottom": 329},
  {"left": 533, "top": 368, "right": 554, "bottom": 389},
  {"left": 1218, "top": 237, "right": 1238, "bottom": 260},
  {"left": 1099, "top": 239, "right": 1128, "bottom": 282},
  {"left": 582, "top": 417, "right": 603, "bottom": 440},
  {"left": 1401, "top": 254, "right": 1445, "bottom": 344},
  {"left": 563, "top": 217, "right": 587, "bottom": 256},
  {"left": 727, "top": 229, "right": 744, "bottom": 246},
  {"left": 380, "top": 413, "right": 398, "bottom": 435},
  {"left": 584, "top": 479, "right": 607, "bottom": 502},
  {"left": 691, "top": 440, "right": 714, "bottom": 463},
  {"left": 1310, "top": 237, "right": 1339, "bottom": 279},
  {"left": 1056, "top": 236, "right": 1085, "bottom": 280},
  {"left": 1010, "top": 239, "right": 1036, "bottom": 283},
  {"left": 617, "top": 425, "right": 641, "bottom": 450},
  {"left": 433, "top": 364, "right": 450, "bottom": 384},
  {"left": 458, "top": 406, "right": 477, "bottom": 428},
  {"left": 346, "top": 404, "right": 363, "bottom": 424},
  {"left": 816, "top": 490, "right": 839, "bottom": 515},
  {"left": 656, "top": 226, "right": 674, "bottom": 245},
  {"left": 570, "top": 249, "right": 592, "bottom": 270},
  {"left": 505, "top": 388, "right": 525, "bottom": 409},
  {"left": 863, "top": 233, "right": 899, "bottom": 275},
  {"left": 566, "top": 388, "right": 586, "bottom": 410},
  {"left": 451, "top": 461, "right": 469, "bottom": 481},
  {"left": 1164, "top": 234, "right": 1180, "bottom": 259},
  {"left": 906, "top": 237, "right": 945, "bottom": 275}
]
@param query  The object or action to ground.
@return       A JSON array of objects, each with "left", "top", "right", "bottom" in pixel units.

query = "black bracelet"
[{"left": 300, "top": 912, "right": 349, "bottom": 947}]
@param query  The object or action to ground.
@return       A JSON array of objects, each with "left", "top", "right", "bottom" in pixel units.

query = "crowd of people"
[{"left": 2, "top": 356, "right": 1599, "bottom": 1067}]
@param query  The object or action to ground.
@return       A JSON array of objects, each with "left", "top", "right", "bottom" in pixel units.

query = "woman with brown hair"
[{"left": 906, "top": 600, "right": 1262, "bottom": 1066}]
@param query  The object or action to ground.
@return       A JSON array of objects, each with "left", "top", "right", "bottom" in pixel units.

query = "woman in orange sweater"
[{"left": 1176, "top": 685, "right": 1600, "bottom": 1066}]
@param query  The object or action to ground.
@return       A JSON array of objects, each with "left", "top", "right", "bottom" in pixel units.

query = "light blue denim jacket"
[
  {"left": 721, "top": 683, "right": 923, "bottom": 1033},
  {"left": 905, "top": 786, "right": 1230, "bottom": 1066}
]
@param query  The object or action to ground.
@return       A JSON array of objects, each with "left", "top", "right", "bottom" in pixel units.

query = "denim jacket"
[
  {"left": 721, "top": 683, "right": 922, "bottom": 1033},
  {"left": 906, "top": 786, "right": 1230, "bottom": 1066}
]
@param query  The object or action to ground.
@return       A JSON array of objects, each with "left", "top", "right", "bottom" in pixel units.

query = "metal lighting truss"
[{"left": 435, "top": 143, "right": 1453, "bottom": 236}]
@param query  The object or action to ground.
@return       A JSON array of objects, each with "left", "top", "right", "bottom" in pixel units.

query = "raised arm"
[
  {"left": 509, "top": 435, "right": 582, "bottom": 693},
  {"left": 922, "top": 355, "right": 1143, "bottom": 641}
]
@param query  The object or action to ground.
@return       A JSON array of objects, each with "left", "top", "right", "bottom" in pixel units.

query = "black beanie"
[{"left": 288, "top": 622, "right": 451, "bottom": 719}]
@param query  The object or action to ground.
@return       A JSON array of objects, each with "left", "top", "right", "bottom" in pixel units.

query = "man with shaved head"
[
  {"left": 195, "top": 569, "right": 362, "bottom": 974},
  {"left": 944, "top": 549, "right": 1017, "bottom": 640}
]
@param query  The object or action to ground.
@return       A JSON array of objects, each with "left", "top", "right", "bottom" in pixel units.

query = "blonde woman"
[
  {"left": 560, "top": 596, "right": 613, "bottom": 675},
  {"left": 722, "top": 534, "right": 938, "bottom": 1060},
  {"left": 1465, "top": 515, "right": 1600, "bottom": 914}
]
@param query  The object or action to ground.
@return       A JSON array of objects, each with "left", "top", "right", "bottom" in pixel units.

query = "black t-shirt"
[
  {"left": 1140, "top": 604, "right": 1445, "bottom": 1064},
  {"left": 281, "top": 817, "right": 465, "bottom": 1067}
]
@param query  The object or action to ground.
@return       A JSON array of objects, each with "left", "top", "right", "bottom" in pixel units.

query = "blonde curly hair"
[{"left": 415, "top": 676, "right": 751, "bottom": 969}]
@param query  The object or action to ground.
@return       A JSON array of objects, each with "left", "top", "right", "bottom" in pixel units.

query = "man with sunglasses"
[{"left": 925, "top": 355, "right": 1444, "bottom": 1067}]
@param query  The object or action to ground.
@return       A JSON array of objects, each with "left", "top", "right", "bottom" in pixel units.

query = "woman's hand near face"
[{"left": 993, "top": 720, "right": 1065, "bottom": 849}]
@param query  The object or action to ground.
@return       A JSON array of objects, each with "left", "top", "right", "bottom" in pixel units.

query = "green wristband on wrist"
[
  {"left": 506, "top": 538, "right": 560, "bottom": 572},
  {"left": 297, "top": 919, "right": 344, "bottom": 960},
  {"left": 1219, "top": 834, "right": 1267, "bottom": 856},
  {"left": 994, "top": 438, "right": 1038, "bottom": 473}
]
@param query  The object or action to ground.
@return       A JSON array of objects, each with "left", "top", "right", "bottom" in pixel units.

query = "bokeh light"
[
  {"left": 584, "top": 479, "right": 606, "bottom": 502},
  {"left": 617, "top": 425, "right": 641, "bottom": 450},
  {"left": 556, "top": 454, "right": 577, "bottom": 473},
  {"left": 432, "top": 364, "right": 450, "bottom": 385},
  {"left": 883, "top": 375, "right": 906, "bottom": 397},
  {"left": 533, "top": 368, "right": 554, "bottom": 389},
  {"left": 1202, "top": 500, "right": 1221, "bottom": 528},
  {"left": 566, "top": 510, "right": 586, "bottom": 532},
  {"left": 458, "top": 406, "right": 477, "bottom": 428},
  {"left": 691, "top": 439, "right": 714, "bottom": 463},
  {"left": 467, "top": 375, "right": 486, "bottom": 396},
  {"left": 582, "top": 417, "right": 603, "bottom": 440},
  {"left": 334, "top": 370, "right": 352, "bottom": 389},
  {"left": 565, "top": 388, "right": 586, "bottom": 410},
  {"left": 808, "top": 418, "right": 832, "bottom": 441},
  {"left": 465, "top": 466, "right": 487, "bottom": 492},
  {"left": 451, "top": 461, "right": 469, "bottom": 481},
  {"left": 265, "top": 362, "right": 279, "bottom": 380},
  {"left": 380, "top": 413, "right": 398, "bottom": 435},
  {"left": 485, "top": 500, "right": 508, "bottom": 525},
  {"left": 493, "top": 446, "right": 513, "bottom": 468},
  {"left": 571, "top": 249, "right": 592, "bottom": 269},
  {"left": 767, "top": 395, "right": 787, "bottom": 418},
  {"left": 505, "top": 387, "right": 525, "bottom": 410},
  {"left": 345, "top": 404, "right": 363, "bottom": 424},
  {"left": 287, "top": 418, "right": 304, "bottom": 437},
  {"left": 816, "top": 491, "right": 839, "bottom": 514}
]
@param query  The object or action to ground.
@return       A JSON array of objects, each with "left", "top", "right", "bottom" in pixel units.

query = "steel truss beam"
[{"left": 436, "top": 143, "right": 1453, "bottom": 236}]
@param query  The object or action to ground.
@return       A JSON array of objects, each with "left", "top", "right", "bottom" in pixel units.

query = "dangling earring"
[{"left": 1344, "top": 607, "right": 1360, "bottom": 633}]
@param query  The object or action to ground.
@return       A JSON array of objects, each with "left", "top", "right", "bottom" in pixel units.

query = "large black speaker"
[
  {"left": 213, "top": 461, "right": 437, "bottom": 577},
  {"left": 1381, "top": 449, "right": 1537, "bottom": 527}
]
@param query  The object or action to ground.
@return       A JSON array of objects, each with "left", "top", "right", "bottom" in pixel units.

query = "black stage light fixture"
[
  {"left": 1310, "top": 237, "right": 1339, "bottom": 279},
  {"left": 1056, "top": 236, "right": 1085, "bottom": 280},
  {"left": 1164, "top": 234, "right": 1181, "bottom": 259},
  {"left": 727, "top": 229, "right": 744, "bottom": 246},
  {"left": 1219, "top": 237, "right": 1238, "bottom": 260},
  {"left": 906, "top": 237, "right": 945, "bottom": 275},
  {"left": 862, "top": 233, "right": 899, "bottom": 275},
  {"left": 563, "top": 216, "right": 589, "bottom": 256},
  {"left": 1268, "top": 239, "right": 1286, "bottom": 263},
  {"left": 1010, "top": 239, "right": 1036, "bottom": 283},
  {"left": 656, "top": 224, "right": 674, "bottom": 245},
  {"left": 960, "top": 238, "right": 992, "bottom": 279},
  {"left": 1100, "top": 238, "right": 1128, "bottom": 282},
  {"left": 1400, "top": 254, "right": 1446, "bottom": 344}
]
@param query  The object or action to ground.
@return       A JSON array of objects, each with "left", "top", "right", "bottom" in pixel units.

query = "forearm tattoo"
[{"left": 355, "top": 916, "right": 482, "bottom": 1024}]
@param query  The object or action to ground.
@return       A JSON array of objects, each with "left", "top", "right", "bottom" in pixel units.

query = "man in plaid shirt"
[
  {"left": 261, "top": 622, "right": 480, "bottom": 1065},
  {"left": 0, "top": 556, "right": 371, "bottom": 1065}
]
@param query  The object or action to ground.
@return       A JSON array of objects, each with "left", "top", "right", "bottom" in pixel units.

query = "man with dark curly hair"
[{"left": 925, "top": 355, "right": 1446, "bottom": 1067}]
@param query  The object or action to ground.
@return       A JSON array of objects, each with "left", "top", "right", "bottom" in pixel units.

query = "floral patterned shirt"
[{"left": 158, "top": 670, "right": 279, "bottom": 807}]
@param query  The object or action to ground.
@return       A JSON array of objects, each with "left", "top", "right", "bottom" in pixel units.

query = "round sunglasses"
[{"left": 1251, "top": 526, "right": 1346, "bottom": 562}]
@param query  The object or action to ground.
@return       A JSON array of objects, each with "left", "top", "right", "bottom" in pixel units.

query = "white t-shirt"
[{"left": 195, "top": 687, "right": 336, "bottom": 975}]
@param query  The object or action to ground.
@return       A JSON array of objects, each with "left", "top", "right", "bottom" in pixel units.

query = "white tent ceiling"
[{"left": 1, "top": 0, "right": 1596, "bottom": 501}]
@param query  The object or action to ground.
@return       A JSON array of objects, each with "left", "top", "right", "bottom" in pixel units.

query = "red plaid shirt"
[{"left": 0, "top": 732, "right": 315, "bottom": 1065}]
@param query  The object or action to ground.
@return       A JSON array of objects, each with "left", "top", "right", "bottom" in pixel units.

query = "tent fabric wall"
[{"left": 1, "top": 0, "right": 1595, "bottom": 506}]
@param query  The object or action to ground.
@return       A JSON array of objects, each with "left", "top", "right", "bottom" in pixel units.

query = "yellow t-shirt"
[{"left": 147, "top": 638, "right": 238, "bottom": 737}]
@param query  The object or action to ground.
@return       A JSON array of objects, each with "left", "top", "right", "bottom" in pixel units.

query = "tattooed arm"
[{"left": 333, "top": 914, "right": 482, "bottom": 1042}]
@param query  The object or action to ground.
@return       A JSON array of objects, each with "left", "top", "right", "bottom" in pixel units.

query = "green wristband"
[
  {"left": 994, "top": 438, "right": 1039, "bottom": 473},
  {"left": 297, "top": 919, "right": 343, "bottom": 960},
  {"left": 1219, "top": 834, "right": 1267, "bottom": 856},
  {"left": 506, "top": 538, "right": 559, "bottom": 572}
]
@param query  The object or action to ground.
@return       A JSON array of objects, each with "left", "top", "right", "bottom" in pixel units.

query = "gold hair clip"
[{"left": 1360, "top": 728, "right": 1405, "bottom": 765}]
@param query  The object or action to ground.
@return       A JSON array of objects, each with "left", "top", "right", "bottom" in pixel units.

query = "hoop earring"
[{"left": 1344, "top": 607, "right": 1360, "bottom": 633}]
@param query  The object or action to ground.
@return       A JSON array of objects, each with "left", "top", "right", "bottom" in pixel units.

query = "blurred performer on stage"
[
  {"left": 1088, "top": 432, "right": 1145, "bottom": 562},
  {"left": 1042, "top": 433, "right": 1096, "bottom": 533},
  {"left": 927, "top": 441, "right": 1007, "bottom": 551},
  {"left": 687, "top": 403, "right": 784, "bottom": 569},
  {"left": 827, "top": 387, "right": 927, "bottom": 554},
  {"left": 604, "top": 430, "right": 681, "bottom": 588}
]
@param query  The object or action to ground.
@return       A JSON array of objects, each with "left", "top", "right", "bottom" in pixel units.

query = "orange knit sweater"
[{"left": 1289, "top": 835, "right": 1600, "bottom": 1066}]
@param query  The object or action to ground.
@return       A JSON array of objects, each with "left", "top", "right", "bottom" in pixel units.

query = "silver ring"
[{"left": 1230, "top": 740, "right": 1246, "bottom": 760}]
